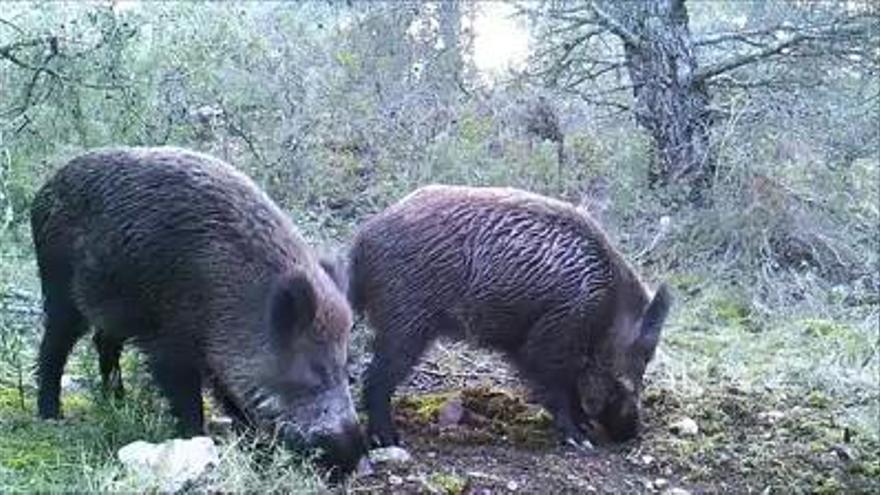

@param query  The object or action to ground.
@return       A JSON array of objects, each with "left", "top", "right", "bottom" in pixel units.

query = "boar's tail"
[
  {"left": 346, "top": 241, "right": 368, "bottom": 314},
  {"left": 29, "top": 183, "right": 55, "bottom": 244}
]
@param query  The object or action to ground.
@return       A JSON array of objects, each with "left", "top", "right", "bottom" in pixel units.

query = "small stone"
[
  {"left": 467, "top": 471, "right": 501, "bottom": 482},
  {"left": 117, "top": 436, "right": 218, "bottom": 492},
  {"left": 641, "top": 454, "right": 656, "bottom": 466},
  {"left": 369, "top": 446, "right": 413, "bottom": 466},
  {"left": 388, "top": 474, "right": 403, "bottom": 486},
  {"left": 669, "top": 417, "right": 699, "bottom": 437},
  {"left": 437, "top": 397, "right": 465, "bottom": 427},
  {"left": 653, "top": 478, "right": 669, "bottom": 490},
  {"left": 356, "top": 457, "right": 375, "bottom": 477},
  {"left": 506, "top": 480, "right": 519, "bottom": 491},
  {"left": 758, "top": 410, "right": 785, "bottom": 424},
  {"left": 662, "top": 488, "right": 692, "bottom": 495},
  {"left": 60, "top": 374, "right": 87, "bottom": 392}
]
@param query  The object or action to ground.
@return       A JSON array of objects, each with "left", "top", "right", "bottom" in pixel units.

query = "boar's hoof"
[
  {"left": 367, "top": 426, "right": 400, "bottom": 448},
  {"left": 564, "top": 436, "right": 595, "bottom": 453}
]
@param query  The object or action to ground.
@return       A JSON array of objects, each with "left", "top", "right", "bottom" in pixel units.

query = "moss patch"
[
  {"left": 429, "top": 472, "right": 468, "bottom": 495},
  {"left": 395, "top": 391, "right": 457, "bottom": 424},
  {"left": 394, "top": 387, "right": 555, "bottom": 448}
]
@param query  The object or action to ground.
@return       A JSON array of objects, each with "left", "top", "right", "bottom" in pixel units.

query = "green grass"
[
  {"left": 640, "top": 274, "right": 880, "bottom": 491},
  {"left": 655, "top": 278, "right": 878, "bottom": 438},
  {"left": 0, "top": 384, "right": 327, "bottom": 492},
  {"left": 0, "top": 385, "right": 174, "bottom": 492}
]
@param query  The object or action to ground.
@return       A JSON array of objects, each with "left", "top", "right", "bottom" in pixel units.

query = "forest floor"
[
  {"left": 348, "top": 344, "right": 879, "bottom": 494},
  {"left": 1, "top": 234, "right": 878, "bottom": 493},
  {"left": 1, "top": 343, "right": 876, "bottom": 494}
]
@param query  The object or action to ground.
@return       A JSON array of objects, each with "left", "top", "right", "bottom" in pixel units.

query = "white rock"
[
  {"left": 669, "top": 417, "right": 699, "bottom": 437},
  {"left": 60, "top": 374, "right": 86, "bottom": 392},
  {"left": 652, "top": 478, "right": 669, "bottom": 490},
  {"left": 758, "top": 410, "right": 785, "bottom": 424},
  {"left": 117, "top": 436, "right": 218, "bottom": 492},
  {"left": 369, "top": 446, "right": 413, "bottom": 466},
  {"left": 507, "top": 480, "right": 519, "bottom": 491},
  {"left": 388, "top": 474, "right": 404, "bottom": 486},
  {"left": 662, "top": 488, "right": 692, "bottom": 495},
  {"left": 356, "top": 457, "right": 375, "bottom": 477}
]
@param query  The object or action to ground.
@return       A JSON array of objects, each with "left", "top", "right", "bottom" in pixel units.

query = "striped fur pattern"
[{"left": 349, "top": 185, "right": 671, "bottom": 446}]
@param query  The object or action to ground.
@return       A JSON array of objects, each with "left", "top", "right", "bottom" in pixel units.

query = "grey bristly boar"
[
  {"left": 348, "top": 185, "right": 671, "bottom": 448},
  {"left": 31, "top": 147, "right": 365, "bottom": 475}
]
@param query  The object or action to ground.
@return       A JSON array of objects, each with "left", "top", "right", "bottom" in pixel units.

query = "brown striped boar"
[
  {"left": 31, "top": 147, "right": 365, "bottom": 476},
  {"left": 348, "top": 185, "right": 671, "bottom": 448}
]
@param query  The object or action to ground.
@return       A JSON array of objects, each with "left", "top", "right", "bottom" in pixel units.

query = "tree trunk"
[{"left": 622, "top": 0, "right": 714, "bottom": 205}]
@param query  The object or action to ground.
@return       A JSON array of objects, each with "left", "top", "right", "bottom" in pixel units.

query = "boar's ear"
[
  {"left": 268, "top": 273, "right": 317, "bottom": 343},
  {"left": 633, "top": 284, "right": 672, "bottom": 362}
]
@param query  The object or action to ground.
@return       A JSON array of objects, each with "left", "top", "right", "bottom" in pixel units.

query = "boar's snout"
[
  {"left": 279, "top": 384, "right": 366, "bottom": 479},
  {"left": 282, "top": 418, "right": 365, "bottom": 480},
  {"left": 599, "top": 396, "right": 641, "bottom": 442},
  {"left": 312, "top": 420, "right": 367, "bottom": 480}
]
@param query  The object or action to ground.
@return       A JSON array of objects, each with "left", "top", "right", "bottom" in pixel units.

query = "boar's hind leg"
[
  {"left": 145, "top": 341, "right": 205, "bottom": 437},
  {"left": 93, "top": 330, "right": 125, "bottom": 400},
  {"left": 36, "top": 277, "right": 88, "bottom": 419},
  {"left": 364, "top": 316, "right": 436, "bottom": 447}
]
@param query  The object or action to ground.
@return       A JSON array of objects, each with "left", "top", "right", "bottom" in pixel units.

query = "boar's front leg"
[
  {"left": 145, "top": 338, "right": 205, "bottom": 437},
  {"left": 364, "top": 314, "right": 436, "bottom": 448},
  {"left": 517, "top": 315, "right": 593, "bottom": 450}
]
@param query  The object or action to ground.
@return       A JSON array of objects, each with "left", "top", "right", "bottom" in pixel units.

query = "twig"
[
  {"left": 0, "top": 17, "right": 26, "bottom": 35},
  {"left": 634, "top": 216, "right": 672, "bottom": 262},
  {"left": 414, "top": 365, "right": 505, "bottom": 381},
  {"left": 587, "top": 1, "right": 640, "bottom": 47},
  {"left": 1, "top": 289, "right": 37, "bottom": 301}
]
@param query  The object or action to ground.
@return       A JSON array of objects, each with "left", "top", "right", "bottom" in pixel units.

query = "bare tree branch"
[
  {"left": 695, "top": 26, "right": 800, "bottom": 47},
  {"left": 587, "top": 1, "right": 640, "bottom": 47},
  {"left": 0, "top": 17, "right": 26, "bottom": 35},
  {"left": 1, "top": 32, "right": 131, "bottom": 111},
  {"left": 696, "top": 21, "right": 875, "bottom": 82}
]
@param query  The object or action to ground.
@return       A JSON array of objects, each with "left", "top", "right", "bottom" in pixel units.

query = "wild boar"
[
  {"left": 348, "top": 185, "right": 671, "bottom": 448},
  {"left": 31, "top": 147, "right": 365, "bottom": 475}
]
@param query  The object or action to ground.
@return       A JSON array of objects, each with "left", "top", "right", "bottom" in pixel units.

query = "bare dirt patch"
[{"left": 347, "top": 345, "right": 879, "bottom": 494}]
